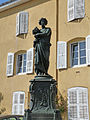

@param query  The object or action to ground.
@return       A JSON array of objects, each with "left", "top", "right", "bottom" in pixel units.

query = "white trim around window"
[
  {"left": 12, "top": 91, "right": 25, "bottom": 115},
  {"left": 16, "top": 53, "right": 27, "bottom": 75},
  {"left": 70, "top": 40, "right": 86, "bottom": 68}
]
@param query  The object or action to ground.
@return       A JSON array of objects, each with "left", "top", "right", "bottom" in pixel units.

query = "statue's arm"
[{"left": 35, "top": 28, "right": 51, "bottom": 37}]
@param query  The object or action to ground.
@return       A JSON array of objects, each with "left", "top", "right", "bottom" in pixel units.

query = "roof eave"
[{"left": 0, "top": 0, "right": 30, "bottom": 13}]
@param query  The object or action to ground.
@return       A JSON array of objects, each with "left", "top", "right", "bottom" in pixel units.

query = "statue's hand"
[{"left": 34, "top": 34, "right": 40, "bottom": 39}]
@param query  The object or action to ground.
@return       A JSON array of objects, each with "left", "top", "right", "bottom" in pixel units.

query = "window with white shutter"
[
  {"left": 16, "top": 53, "right": 27, "bottom": 75},
  {"left": 26, "top": 48, "right": 34, "bottom": 74},
  {"left": 7, "top": 53, "right": 14, "bottom": 77},
  {"left": 67, "top": 0, "right": 85, "bottom": 22},
  {"left": 16, "top": 49, "right": 34, "bottom": 75},
  {"left": 16, "top": 12, "right": 28, "bottom": 36},
  {"left": 70, "top": 41, "right": 86, "bottom": 67},
  {"left": 57, "top": 41, "right": 67, "bottom": 69},
  {"left": 68, "top": 87, "right": 89, "bottom": 120},
  {"left": 12, "top": 91, "right": 25, "bottom": 115},
  {"left": 86, "top": 35, "right": 90, "bottom": 65}
]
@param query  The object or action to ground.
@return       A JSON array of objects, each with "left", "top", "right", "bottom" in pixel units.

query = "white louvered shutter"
[
  {"left": 68, "top": 0, "right": 85, "bottom": 22},
  {"left": 78, "top": 88, "right": 89, "bottom": 120},
  {"left": 7, "top": 53, "right": 14, "bottom": 77},
  {"left": 86, "top": 35, "right": 90, "bottom": 65},
  {"left": 68, "top": 88, "right": 78, "bottom": 120},
  {"left": 16, "top": 13, "right": 20, "bottom": 36},
  {"left": 12, "top": 92, "right": 19, "bottom": 115},
  {"left": 12, "top": 92, "right": 25, "bottom": 115},
  {"left": 57, "top": 41, "right": 67, "bottom": 69},
  {"left": 19, "top": 92, "right": 25, "bottom": 115},
  {"left": 26, "top": 48, "right": 34, "bottom": 74},
  {"left": 68, "top": 87, "right": 89, "bottom": 120},
  {"left": 75, "top": 0, "right": 85, "bottom": 19},
  {"left": 20, "top": 12, "right": 28, "bottom": 34},
  {"left": 68, "top": 0, "right": 75, "bottom": 21}
]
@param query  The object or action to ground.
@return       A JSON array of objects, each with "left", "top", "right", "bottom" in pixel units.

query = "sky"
[{"left": 0, "top": 0, "right": 9, "bottom": 4}]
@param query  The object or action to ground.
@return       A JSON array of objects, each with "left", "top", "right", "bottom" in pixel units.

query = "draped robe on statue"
[{"left": 34, "top": 27, "right": 51, "bottom": 75}]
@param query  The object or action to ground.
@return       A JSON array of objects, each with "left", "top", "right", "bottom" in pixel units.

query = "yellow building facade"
[{"left": 0, "top": 0, "right": 90, "bottom": 120}]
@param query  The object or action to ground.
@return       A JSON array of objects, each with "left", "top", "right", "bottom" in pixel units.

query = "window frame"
[
  {"left": 16, "top": 53, "right": 27, "bottom": 75},
  {"left": 68, "top": 87, "right": 89, "bottom": 120},
  {"left": 70, "top": 40, "right": 87, "bottom": 68},
  {"left": 16, "top": 11, "right": 28, "bottom": 36},
  {"left": 12, "top": 91, "right": 25, "bottom": 115}
]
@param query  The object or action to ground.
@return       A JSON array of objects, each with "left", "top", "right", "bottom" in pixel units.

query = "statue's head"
[{"left": 39, "top": 18, "right": 48, "bottom": 26}]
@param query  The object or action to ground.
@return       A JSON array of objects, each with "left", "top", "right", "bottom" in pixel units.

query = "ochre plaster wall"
[
  {"left": 58, "top": 0, "right": 90, "bottom": 119},
  {"left": 0, "top": 0, "right": 56, "bottom": 114}
]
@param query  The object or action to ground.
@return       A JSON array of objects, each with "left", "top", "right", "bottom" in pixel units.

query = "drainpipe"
[{"left": 56, "top": 0, "right": 58, "bottom": 82}]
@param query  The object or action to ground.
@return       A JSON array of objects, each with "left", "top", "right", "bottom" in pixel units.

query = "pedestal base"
[
  {"left": 24, "top": 75, "right": 62, "bottom": 120},
  {"left": 25, "top": 110, "right": 61, "bottom": 120}
]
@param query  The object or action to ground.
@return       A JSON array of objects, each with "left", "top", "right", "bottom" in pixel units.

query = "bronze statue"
[{"left": 33, "top": 18, "right": 51, "bottom": 75}]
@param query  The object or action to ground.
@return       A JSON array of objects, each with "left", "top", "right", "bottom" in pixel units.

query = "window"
[
  {"left": 6, "top": 48, "right": 34, "bottom": 77},
  {"left": 71, "top": 41, "right": 86, "bottom": 67},
  {"left": 68, "top": 87, "right": 89, "bottom": 120},
  {"left": 16, "top": 11, "right": 28, "bottom": 36},
  {"left": 16, "top": 53, "right": 27, "bottom": 74},
  {"left": 67, "top": 0, "right": 85, "bottom": 22},
  {"left": 12, "top": 91, "right": 25, "bottom": 115}
]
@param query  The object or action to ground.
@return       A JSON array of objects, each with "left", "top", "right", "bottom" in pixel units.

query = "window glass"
[
  {"left": 17, "top": 53, "right": 26, "bottom": 74},
  {"left": 71, "top": 41, "right": 86, "bottom": 67},
  {"left": 72, "top": 59, "right": 78, "bottom": 66},
  {"left": 23, "top": 54, "right": 26, "bottom": 73},
  {"left": 80, "top": 57, "right": 86, "bottom": 64},
  {"left": 79, "top": 41, "right": 86, "bottom": 50},
  {"left": 72, "top": 43, "right": 78, "bottom": 52},
  {"left": 72, "top": 52, "right": 78, "bottom": 58},
  {"left": 71, "top": 43, "right": 78, "bottom": 66},
  {"left": 80, "top": 50, "right": 86, "bottom": 57}
]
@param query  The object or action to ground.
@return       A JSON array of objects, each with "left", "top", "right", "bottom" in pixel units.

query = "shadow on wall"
[
  {"left": 0, "top": 92, "right": 6, "bottom": 114},
  {"left": 0, "top": 0, "right": 51, "bottom": 19},
  {"left": 56, "top": 90, "right": 68, "bottom": 120}
]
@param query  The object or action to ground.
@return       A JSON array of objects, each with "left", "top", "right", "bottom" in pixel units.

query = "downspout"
[{"left": 56, "top": 0, "right": 59, "bottom": 82}]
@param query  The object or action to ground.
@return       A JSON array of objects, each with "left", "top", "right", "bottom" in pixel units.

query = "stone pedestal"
[{"left": 23, "top": 75, "right": 62, "bottom": 120}]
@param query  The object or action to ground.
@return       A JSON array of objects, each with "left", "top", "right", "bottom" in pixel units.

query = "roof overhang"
[{"left": 0, "top": 0, "right": 31, "bottom": 13}]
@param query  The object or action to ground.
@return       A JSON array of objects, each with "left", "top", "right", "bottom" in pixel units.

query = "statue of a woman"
[{"left": 32, "top": 18, "right": 51, "bottom": 75}]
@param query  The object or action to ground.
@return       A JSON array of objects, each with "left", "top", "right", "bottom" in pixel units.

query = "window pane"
[
  {"left": 72, "top": 52, "right": 78, "bottom": 58},
  {"left": 80, "top": 50, "right": 86, "bottom": 57},
  {"left": 17, "top": 53, "right": 26, "bottom": 74},
  {"left": 79, "top": 41, "right": 86, "bottom": 50},
  {"left": 72, "top": 43, "right": 78, "bottom": 52},
  {"left": 24, "top": 54, "right": 26, "bottom": 60},
  {"left": 80, "top": 57, "right": 86, "bottom": 64},
  {"left": 23, "top": 61, "right": 26, "bottom": 66},
  {"left": 18, "top": 55, "right": 22, "bottom": 61},
  {"left": 72, "top": 59, "right": 78, "bottom": 66},
  {"left": 23, "top": 67, "right": 26, "bottom": 72},
  {"left": 18, "top": 61, "right": 22, "bottom": 67},
  {"left": 18, "top": 67, "right": 22, "bottom": 73}
]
